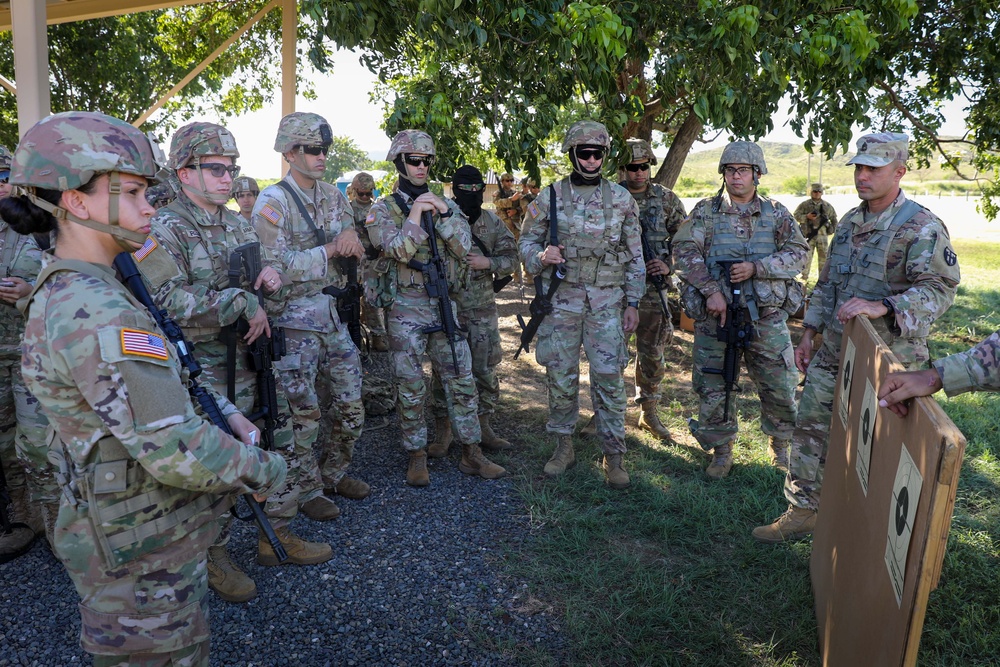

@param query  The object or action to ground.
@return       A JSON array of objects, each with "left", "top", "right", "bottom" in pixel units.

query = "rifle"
[
  {"left": 469, "top": 231, "right": 514, "bottom": 294},
  {"left": 701, "top": 259, "right": 755, "bottom": 422},
  {"left": 322, "top": 257, "right": 364, "bottom": 352},
  {"left": 638, "top": 208, "right": 670, "bottom": 318},
  {"left": 515, "top": 185, "right": 563, "bottom": 359},
  {"left": 407, "top": 209, "right": 465, "bottom": 370},
  {"left": 114, "top": 252, "right": 288, "bottom": 564},
  {"left": 804, "top": 203, "right": 828, "bottom": 241}
]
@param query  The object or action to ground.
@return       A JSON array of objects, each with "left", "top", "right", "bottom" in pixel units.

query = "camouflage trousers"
[
  {"left": 536, "top": 299, "right": 628, "bottom": 455},
  {"left": 430, "top": 302, "right": 503, "bottom": 418},
  {"left": 633, "top": 290, "right": 673, "bottom": 405},
  {"left": 362, "top": 300, "right": 386, "bottom": 338},
  {"left": 0, "top": 356, "right": 54, "bottom": 502},
  {"left": 690, "top": 308, "right": 798, "bottom": 451},
  {"left": 803, "top": 235, "right": 829, "bottom": 282},
  {"left": 274, "top": 327, "right": 363, "bottom": 493},
  {"left": 389, "top": 289, "right": 480, "bottom": 452},
  {"left": 92, "top": 642, "right": 208, "bottom": 667}
]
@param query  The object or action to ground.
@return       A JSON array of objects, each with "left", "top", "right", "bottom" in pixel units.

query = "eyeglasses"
[
  {"left": 625, "top": 163, "right": 650, "bottom": 172},
  {"left": 189, "top": 163, "right": 241, "bottom": 178},
  {"left": 404, "top": 155, "right": 434, "bottom": 167},
  {"left": 575, "top": 148, "right": 605, "bottom": 161},
  {"left": 300, "top": 145, "right": 330, "bottom": 156},
  {"left": 501, "top": 179, "right": 513, "bottom": 184},
  {"left": 355, "top": 190, "right": 373, "bottom": 197},
  {"left": 455, "top": 183, "right": 485, "bottom": 192},
  {"left": 723, "top": 166, "right": 753, "bottom": 177}
]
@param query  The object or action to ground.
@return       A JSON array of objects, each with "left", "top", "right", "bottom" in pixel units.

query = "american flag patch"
[
  {"left": 120, "top": 328, "right": 169, "bottom": 360},
  {"left": 365, "top": 212, "right": 376, "bottom": 225},
  {"left": 260, "top": 204, "right": 282, "bottom": 225},
  {"left": 133, "top": 237, "right": 157, "bottom": 262},
  {"left": 527, "top": 201, "right": 539, "bottom": 219}
]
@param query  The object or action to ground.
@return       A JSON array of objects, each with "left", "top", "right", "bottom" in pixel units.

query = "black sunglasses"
[
  {"left": 355, "top": 190, "right": 373, "bottom": 197},
  {"left": 300, "top": 145, "right": 330, "bottom": 156},
  {"left": 189, "top": 163, "right": 240, "bottom": 178},
  {"left": 625, "top": 163, "right": 650, "bottom": 172},
  {"left": 404, "top": 155, "right": 434, "bottom": 167},
  {"left": 575, "top": 148, "right": 605, "bottom": 161},
  {"left": 455, "top": 183, "right": 485, "bottom": 192}
]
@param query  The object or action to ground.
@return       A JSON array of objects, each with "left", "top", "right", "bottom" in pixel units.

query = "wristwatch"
[
  {"left": 438, "top": 208, "right": 453, "bottom": 218},
  {"left": 627, "top": 300, "right": 639, "bottom": 309},
  {"left": 882, "top": 298, "right": 895, "bottom": 316}
]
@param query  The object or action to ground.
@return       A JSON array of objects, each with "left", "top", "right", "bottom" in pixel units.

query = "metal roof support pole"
[{"left": 11, "top": 0, "right": 50, "bottom": 137}]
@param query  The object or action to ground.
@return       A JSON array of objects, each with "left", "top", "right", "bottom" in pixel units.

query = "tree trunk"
[{"left": 654, "top": 109, "right": 702, "bottom": 190}]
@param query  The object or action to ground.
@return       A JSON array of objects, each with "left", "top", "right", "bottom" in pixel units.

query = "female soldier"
[{"left": 2, "top": 111, "right": 287, "bottom": 666}]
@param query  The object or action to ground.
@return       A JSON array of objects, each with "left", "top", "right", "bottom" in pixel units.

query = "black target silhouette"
[
  {"left": 895, "top": 486, "right": 909, "bottom": 536},
  {"left": 862, "top": 407, "right": 871, "bottom": 445},
  {"left": 843, "top": 359, "right": 852, "bottom": 392}
]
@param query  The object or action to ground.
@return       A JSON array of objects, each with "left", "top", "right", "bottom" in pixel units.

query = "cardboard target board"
[{"left": 811, "top": 317, "right": 966, "bottom": 666}]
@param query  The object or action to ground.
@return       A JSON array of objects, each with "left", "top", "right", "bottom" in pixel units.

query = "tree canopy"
[{"left": 321, "top": 135, "right": 371, "bottom": 182}]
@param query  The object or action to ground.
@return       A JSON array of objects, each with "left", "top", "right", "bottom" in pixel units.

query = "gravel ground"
[{"left": 0, "top": 345, "right": 568, "bottom": 667}]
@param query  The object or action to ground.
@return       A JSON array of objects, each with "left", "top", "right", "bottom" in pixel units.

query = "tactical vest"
[
  {"left": 0, "top": 224, "right": 38, "bottom": 348},
  {"left": 558, "top": 179, "right": 631, "bottom": 287},
  {"left": 385, "top": 195, "right": 468, "bottom": 293},
  {"left": 824, "top": 199, "right": 923, "bottom": 339},
  {"left": 637, "top": 184, "right": 671, "bottom": 258},
  {"left": 27, "top": 259, "right": 231, "bottom": 570}
]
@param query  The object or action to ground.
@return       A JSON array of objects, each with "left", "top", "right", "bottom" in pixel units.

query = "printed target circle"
[
  {"left": 895, "top": 486, "right": 909, "bottom": 536},
  {"left": 862, "top": 407, "right": 871, "bottom": 445},
  {"left": 843, "top": 360, "right": 852, "bottom": 392}
]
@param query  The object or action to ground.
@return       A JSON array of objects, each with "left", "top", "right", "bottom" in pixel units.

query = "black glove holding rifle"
[
  {"left": 701, "top": 259, "right": 756, "bottom": 422},
  {"left": 114, "top": 251, "right": 288, "bottom": 563},
  {"left": 515, "top": 185, "right": 564, "bottom": 359}
]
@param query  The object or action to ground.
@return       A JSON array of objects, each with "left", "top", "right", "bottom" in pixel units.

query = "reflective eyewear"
[
  {"left": 625, "top": 163, "right": 650, "bottom": 172},
  {"left": 0, "top": 170, "right": 8, "bottom": 184},
  {"left": 189, "top": 163, "right": 241, "bottom": 178},
  {"left": 355, "top": 190, "right": 373, "bottom": 198},
  {"left": 404, "top": 155, "right": 434, "bottom": 167},
  {"left": 575, "top": 148, "right": 605, "bottom": 161},
  {"left": 455, "top": 183, "right": 485, "bottom": 192},
  {"left": 300, "top": 145, "right": 330, "bottom": 156},
  {"left": 723, "top": 166, "right": 753, "bottom": 177}
]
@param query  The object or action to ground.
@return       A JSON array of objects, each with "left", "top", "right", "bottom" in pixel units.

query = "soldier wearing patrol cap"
[
  {"left": 232, "top": 175, "right": 260, "bottom": 222},
  {"left": 673, "top": 140, "right": 808, "bottom": 479},
  {"left": 753, "top": 131, "right": 961, "bottom": 543},
  {"left": 494, "top": 171, "right": 522, "bottom": 237},
  {"left": 348, "top": 171, "right": 389, "bottom": 352},
  {"left": 792, "top": 182, "right": 838, "bottom": 281},
  {"left": 519, "top": 120, "right": 645, "bottom": 489}
]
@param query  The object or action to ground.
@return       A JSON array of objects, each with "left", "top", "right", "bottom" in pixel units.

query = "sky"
[{"left": 197, "top": 49, "right": 971, "bottom": 180}]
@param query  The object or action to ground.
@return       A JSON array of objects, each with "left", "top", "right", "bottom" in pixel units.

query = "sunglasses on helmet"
[
  {"left": 625, "top": 163, "right": 650, "bottom": 172},
  {"left": 189, "top": 163, "right": 241, "bottom": 178},
  {"left": 300, "top": 145, "right": 330, "bottom": 156},
  {"left": 404, "top": 155, "right": 434, "bottom": 167}
]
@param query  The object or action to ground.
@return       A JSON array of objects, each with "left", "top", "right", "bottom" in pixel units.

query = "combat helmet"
[
  {"left": 351, "top": 172, "right": 375, "bottom": 192},
  {"left": 625, "top": 138, "right": 657, "bottom": 165},
  {"left": 718, "top": 140, "right": 767, "bottom": 175},
  {"left": 232, "top": 176, "right": 259, "bottom": 196},
  {"left": 168, "top": 122, "right": 239, "bottom": 171},
  {"left": 274, "top": 112, "right": 333, "bottom": 153},
  {"left": 561, "top": 121, "right": 611, "bottom": 153},
  {"left": 0, "top": 146, "right": 12, "bottom": 171},
  {"left": 386, "top": 130, "right": 436, "bottom": 161}
]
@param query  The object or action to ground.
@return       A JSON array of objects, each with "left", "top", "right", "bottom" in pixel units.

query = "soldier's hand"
[
  {"left": 646, "top": 258, "right": 669, "bottom": 277},
  {"left": 541, "top": 244, "right": 565, "bottom": 265},
  {"left": 414, "top": 192, "right": 448, "bottom": 213},
  {"left": 806, "top": 212, "right": 818, "bottom": 220},
  {"left": 878, "top": 369, "right": 943, "bottom": 418},
  {"left": 794, "top": 333, "right": 814, "bottom": 373},
  {"left": 254, "top": 268, "right": 283, "bottom": 294},
  {"left": 227, "top": 412, "right": 262, "bottom": 449},
  {"left": 623, "top": 306, "right": 639, "bottom": 333},
  {"left": 706, "top": 291, "right": 728, "bottom": 326},
  {"left": 0, "top": 276, "right": 30, "bottom": 304},
  {"left": 729, "top": 261, "right": 756, "bottom": 283},
  {"left": 466, "top": 254, "right": 492, "bottom": 270},
  {"left": 836, "top": 297, "right": 888, "bottom": 324},
  {"left": 327, "top": 228, "right": 365, "bottom": 260},
  {"left": 244, "top": 306, "right": 271, "bottom": 344}
]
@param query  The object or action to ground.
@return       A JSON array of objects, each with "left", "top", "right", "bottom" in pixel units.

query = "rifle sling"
[{"left": 275, "top": 180, "right": 326, "bottom": 246}]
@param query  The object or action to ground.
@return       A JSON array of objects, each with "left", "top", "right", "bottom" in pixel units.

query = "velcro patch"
[
  {"left": 527, "top": 201, "right": 539, "bottom": 219},
  {"left": 133, "top": 236, "right": 157, "bottom": 262},
  {"left": 365, "top": 212, "right": 376, "bottom": 225},
  {"left": 943, "top": 246, "right": 957, "bottom": 266},
  {"left": 260, "top": 204, "right": 282, "bottom": 226},
  {"left": 120, "top": 328, "right": 169, "bottom": 360}
]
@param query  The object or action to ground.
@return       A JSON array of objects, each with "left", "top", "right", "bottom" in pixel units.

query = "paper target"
[
  {"left": 856, "top": 378, "right": 877, "bottom": 495},
  {"left": 885, "top": 443, "right": 923, "bottom": 607},
  {"left": 839, "top": 338, "right": 857, "bottom": 429}
]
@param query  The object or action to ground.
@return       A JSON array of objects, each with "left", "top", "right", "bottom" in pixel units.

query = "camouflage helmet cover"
[
  {"left": 232, "top": 176, "right": 259, "bottom": 195},
  {"left": 351, "top": 172, "right": 375, "bottom": 191},
  {"left": 561, "top": 120, "right": 611, "bottom": 152},
  {"left": 386, "top": 130, "right": 436, "bottom": 161},
  {"left": 625, "top": 138, "right": 657, "bottom": 165},
  {"left": 0, "top": 145, "right": 12, "bottom": 170},
  {"left": 718, "top": 140, "right": 767, "bottom": 175},
  {"left": 168, "top": 121, "right": 239, "bottom": 170},
  {"left": 274, "top": 112, "right": 333, "bottom": 153},
  {"left": 11, "top": 111, "right": 159, "bottom": 191}
]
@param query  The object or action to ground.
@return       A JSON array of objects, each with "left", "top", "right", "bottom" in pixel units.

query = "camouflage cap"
[
  {"left": 274, "top": 112, "right": 334, "bottom": 153},
  {"left": 168, "top": 122, "right": 239, "bottom": 170},
  {"left": 625, "top": 138, "right": 657, "bottom": 165},
  {"left": 846, "top": 132, "right": 909, "bottom": 167},
  {"left": 11, "top": 111, "right": 159, "bottom": 191},
  {"left": 500, "top": 172, "right": 514, "bottom": 181},
  {"left": 386, "top": 130, "right": 436, "bottom": 161},
  {"left": 562, "top": 120, "right": 611, "bottom": 152},
  {"left": 811, "top": 182, "right": 824, "bottom": 192},
  {"left": 146, "top": 182, "right": 176, "bottom": 207},
  {"left": 719, "top": 140, "right": 767, "bottom": 175},
  {"left": 0, "top": 145, "right": 12, "bottom": 170},
  {"left": 232, "top": 176, "right": 259, "bottom": 195},
  {"left": 351, "top": 172, "right": 375, "bottom": 191}
]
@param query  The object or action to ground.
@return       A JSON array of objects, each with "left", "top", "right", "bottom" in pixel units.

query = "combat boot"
[
  {"left": 602, "top": 454, "right": 631, "bottom": 490},
  {"left": 706, "top": 442, "right": 733, "bottom": 479},
  {"left": 332, "top": 476, "right": 371, "bottom": 500},
  {"left": 300, "top": 494, "right": 341, "bottom": 521},
  {"left": 638, "top": 401, "right": 671, "bottom": 439},
  {"left": 543, "top": 435, "right": 576, "bottom": 477},
  {"left": 371, "top": 334, "right": 390, "bottom": 352},
  {"left": 752, "top": 506, "right": 817, "bottom": 543},
  {"left": 406, "top": 450, "right": 430, "bottom": 487},
  {"left": 769, "top": 437, "right": 790, "bottom": 473},
  {"left": 479, "top": 414, "right": 512, "bottom": 452},
  {"left": 459, "top": 443, "right": 508, "bottom": 479},
  {"left": 257, "top": 526, "right": 333, "bottom": 566},
  {"left": 207, "top": 545, "right": 257, "bottom": 602},
  {"left": 579, "top": 415, "right": 597, "bottom": 436},
  {"left": 0, "top": 487, "right": 43, "bottom": 564},
  {"left": 427, "top": 417, "right": 453, "bottom": 458}
]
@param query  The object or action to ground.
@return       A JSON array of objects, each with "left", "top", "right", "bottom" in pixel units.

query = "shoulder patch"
[
  {"left": 121, "top": 328, "right": 169, "bottom": 360},
  {"left": 133, "top": 237, "right": 157, "bottom": 262},
  {"left": 365, "top": 212, "right": 376, "bottom": 225},
  {"left": 943, "top": 246, "right": 957, "bottom": 266},
  {"left": 260, "top": 204, "right": 282, "bottom": 226},
  {"left": 527, "top": 201, "right": 540, "bottom": 219}
]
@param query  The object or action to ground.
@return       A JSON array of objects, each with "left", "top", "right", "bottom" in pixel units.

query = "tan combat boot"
[
  {"left": 479, "top": 414, "right": 512, "bottom": 452},
  {"left": 0, "top": 487, "right": 43, "bottom": 564},
  {"left": 602, "top": 454, "right": 631, "bottom": 490},
  {"left": 769, "top": 437, "right": 790, "bottom": 473},
  {"left": 406, "top": 450, "right": 430, "bottom": 487},
  {"left": 207, "top": 545, "right": 257, "bottom": 602},
  {"left": 427, "top": 417, "right": 453, "bottom": 458},
  {"left": 752, "top": 506, "right": 817, "bottom": 543},
  {"left": 706, "top": 442, "right": 733, "bottom": 479},
  {"left": 370, "top": 334, "right": 389, "bottom": 352},
  {"left": 333, "top": 476, "right": 371, "bottom": 500},
  {"left": 543, "top": 435, "right": 576, "bottom": 477},
  {"left": 258, "top": 526, "right": 333, "bottom": 566},
  {"left": 638, "top": 401, "right": 671, "bottom": 439},
  {"left": 459, "top": 443, "right": 508, "bottom": 479},
  {"left": 579, "top": 415, "right": 597, "bottom": 436},
  {"left": 300, "top": 494, "right": 341, "bottom": 521}
]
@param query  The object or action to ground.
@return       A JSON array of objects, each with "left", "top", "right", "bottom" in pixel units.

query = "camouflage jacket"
[
  {"left": 0, "top": 221, "right": 42, "bottom": 355},
  {"left": 793, "top": 198, "right": 838, "bottom": 238},
  {"left": 805, "top": 191, "right": 959, "bottom": 358},
  {"left": 520, "top": 178, "right": 645, "bottom": 313},
  {"left": 457, "top": 208, "right": 517, "bottom": 311},
  {"left": 253, "top": 174, "right": 353, "bottom": 334},
  {"left": 146, "top": 192, "right": 285, "bottom": 342},
  {"left": 351, "top": 199, "right": 374, "bottom": 252},
  {"left": 935, "top": 329, "right": 1000, "bottom": 397},
  {"left": 493, "top": 186, "right": 523, "bottom": 226},
  {"left": 624, "top": 182, "right": 686, "bottom": 296}
]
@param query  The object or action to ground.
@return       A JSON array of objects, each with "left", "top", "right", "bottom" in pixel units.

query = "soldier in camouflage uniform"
[
  {"left": 673, "top": 141, "right": 808, "bottom": 479},
  {"left": 232, "top": 175, "right": 260, "bottom": 223},
  {"left": 519, "top": 120, "right": 645, "bottom": 489},
  {"left": 494, "top": 172, "right": 523, "bottom": 239},
  {"left": 145, "top": 181, "right": 176, "bottom": 210},
  {"left": 428, "top": 165, "right": 517, "bottom": 457},
  {"left": 754, "top": 132, "right": 960, "bottom": 542},
  {"left": 252, "top": 112, "right": 369, "bottom": 509},
  {"left": 792, "top": 183, "right": 838, "bottom": 281},
  {"left": 0, "top": 144, "right": 52, "bottom": 562},
  {"left": 139, "top": 122, "right": 332, "bottom": 603},
  {"left": 365, "top": 130, "right": 507, "bottom": 486},
  {"left": 349, "top": 171, "right": 389, "bottom": 352},
  {"left": 3, "top": 110, "right": 287, "bottom": 667}
]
